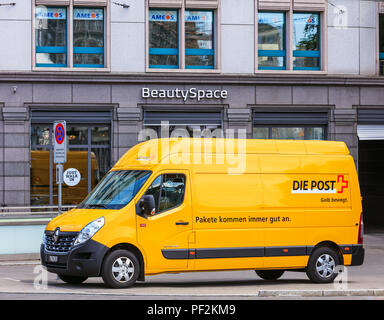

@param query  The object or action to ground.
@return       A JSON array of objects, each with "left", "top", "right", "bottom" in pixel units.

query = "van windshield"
[{"left": 78, "top": 170, "right": 152, "bottom": 210}]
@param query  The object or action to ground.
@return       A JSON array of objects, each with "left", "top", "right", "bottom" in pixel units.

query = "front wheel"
[
  {"left": 306, "top": 247, "right": 340, "bottom": 283},
  {"left": 101, "top": 249, "right": 140, "bottom": 288},
  {"left": 255, "top": 270, "right": 284, "bottom": 280}
]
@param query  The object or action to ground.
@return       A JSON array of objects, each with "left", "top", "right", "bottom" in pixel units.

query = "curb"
[
  {"left": 0, "top": 254, "right": 40, "bottom": 262},
  {"left": 0, "top": 289, "right": 383, "bottom": 298},
  {"left": 0, "top": 261, "right": 383, "bottom": 297},
  {"left": 0, "top": 260, "right": 40, "bottom": 266},
  {"left": 258, "top": 289, "right": 384, "bottom": 297}
]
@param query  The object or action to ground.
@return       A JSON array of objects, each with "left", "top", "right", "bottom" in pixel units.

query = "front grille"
[{"left": 45, "top": 232, "right": 78, "bottom": 253}]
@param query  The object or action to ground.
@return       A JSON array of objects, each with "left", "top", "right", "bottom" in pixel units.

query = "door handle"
[{"left": 175, "top": 221, "right": 189, "bottom": 226}]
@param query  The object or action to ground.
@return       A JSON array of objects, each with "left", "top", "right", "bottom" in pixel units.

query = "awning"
[
  {"left": 31, "top": 110, "right": 112, "bottom": 124},
  {"left": 143, "top": 110, "right": 222, "bottom": 126},
  {"left": 357, "top": 125, "right": 384, "bottom": 141},
  {"left": 253, "top": 111, "right": 329, "bottom": 125}
]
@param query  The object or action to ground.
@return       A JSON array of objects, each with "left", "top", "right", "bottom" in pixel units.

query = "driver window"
[{"left": 145, "top": 173, "right": 186, "bottom": 215}]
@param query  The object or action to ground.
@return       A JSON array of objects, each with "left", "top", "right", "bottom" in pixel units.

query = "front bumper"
[{"left": 41, "top": 239, "right": 109, "bottom": 277}]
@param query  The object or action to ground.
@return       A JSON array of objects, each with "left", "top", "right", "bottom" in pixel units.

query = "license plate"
[{"left": 48, "top": 255, "right": 58, "bottom": 263}]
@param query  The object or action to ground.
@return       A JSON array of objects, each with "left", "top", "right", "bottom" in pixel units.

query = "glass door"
[{"left": 31, "top": 124, "right": 111, "bottom": 206}]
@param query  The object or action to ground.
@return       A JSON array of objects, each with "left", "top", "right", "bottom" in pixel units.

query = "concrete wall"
[
  {"left": 110, "top": 0, "right": 146, "bottom": 72},
  {"left": 0, "top": 1, "right": 32, "bottom": 71},
  {"left": 0, "top": 0, "right": 380, "bottom": 75},
  {"left": 221, "top": 0, "right": 255, "bottom": 73},
  {"left": 327, "top": 0, "right": 377, "bottom": 75},
  {"left": 0, "top": 224, "right": 45, "bottom": 254}
]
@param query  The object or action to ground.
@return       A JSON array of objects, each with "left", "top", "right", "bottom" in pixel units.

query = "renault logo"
[{"left": 53, "top": 228, "right": 60, "bottom": 244}]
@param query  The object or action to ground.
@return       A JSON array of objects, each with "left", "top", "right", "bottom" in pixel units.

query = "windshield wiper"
[{"left": 82, "top": 204, "right": 108, "bottom": 209}]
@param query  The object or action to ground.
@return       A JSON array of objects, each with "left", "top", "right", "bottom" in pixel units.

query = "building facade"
[{"left": 0, "top": 0, "right": 384, "bottom": 226}]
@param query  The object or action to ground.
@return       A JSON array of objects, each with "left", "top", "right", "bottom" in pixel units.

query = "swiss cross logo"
[
  {"left": 337, "top": 175, "right": 349, "bottom": 194},
  {"left": 291, "top": 175, "right": 350, "bottom": 194}
]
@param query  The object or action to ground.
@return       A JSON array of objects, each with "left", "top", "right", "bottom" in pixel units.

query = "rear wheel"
[
  {"left": 255, "top": 270, "right": 284, "bottom": 280},
  {"left": 102, "top": 249, "right": 140, "bottom": 288},
  {"left": 306, "top": 247, "right": 340, "bottom": 283},
  {"left": 57, "top": 274, "right": 88, "bottom": 284}
]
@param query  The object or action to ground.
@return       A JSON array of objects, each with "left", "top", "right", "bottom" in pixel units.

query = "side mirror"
[{"left": 139, "top": 195, "right": 156, "bottom": 217}]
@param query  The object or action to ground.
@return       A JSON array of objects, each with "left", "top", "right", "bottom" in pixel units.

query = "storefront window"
[
  {"left": 258, "top": 12, "right": 285, "bottom": 70},
  {"left": 35, "top": 7, "right": 67, "bottom": 67},
  {"left": 31, "top": 126, "right": 51, "bottom": 146},
  {"left": 149, "top": 9, "right": 179, "bottom": 68},
  {"left": 143, "top": 125, "right": 222, "bottom": 139},
  {"left": 73, "top": 8, "right": 104, "bottom": 68},
  {"left": 91, "top": 126, "right": 110, "bottom": 145},
  {"left": 293, "top": 13, "right": 320, "bottom": 70},
  {"left": 253, "top": 127, "right": 269, "bottom": 139},
  {"left": 380, "top": 14, "right": 384, "bottom": 75},
  {"left": 30, "top": 124, "right": 111, "bottom": 206},
  {"left": 253, "top": 126, "right": 325, "bottom": 140},
  {"left": 67, "top": 126, "right": 88, "bottom": 145},
  {"left": 272, "top": 127, "right": 305, "bottom": 140},
  {"left": 185, "top": 10, "right": 214, "bottom": 69}
]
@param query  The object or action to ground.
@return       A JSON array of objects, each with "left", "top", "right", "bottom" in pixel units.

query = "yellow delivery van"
[{"left": 40, "top": 138, "right": 364, "bottom": 288}]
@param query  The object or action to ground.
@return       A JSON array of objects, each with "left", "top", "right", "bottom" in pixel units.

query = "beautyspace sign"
[{"left": 142, "top": 88, "right": 228, "bottom": 102}]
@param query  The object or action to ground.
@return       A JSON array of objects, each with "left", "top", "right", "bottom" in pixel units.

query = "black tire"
[
  {"left": 57, "top": 274, "right": 88, "bottom": 284},
  {"left": 255, "top": 270, "right": 284, "bottom": 280},
  {"left": 306, "top": 247, "right": 340, "bottom": 283},
  {"left": 101, "top": 249, "right": 140, "bottom": 289}
]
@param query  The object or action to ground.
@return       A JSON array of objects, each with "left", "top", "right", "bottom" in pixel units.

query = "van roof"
[{"left": 113, "top": 138, "right": 350, "bottom": 169}]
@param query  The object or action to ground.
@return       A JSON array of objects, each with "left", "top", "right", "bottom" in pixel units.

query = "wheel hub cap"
[
  {"left": 316, "top": 254, "right": 335, "bottom": 278},
  {"left": 112, "top": 257, "right": 134, "bottom": 283}
]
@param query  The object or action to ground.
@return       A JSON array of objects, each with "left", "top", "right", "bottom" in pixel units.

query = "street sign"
[
  {"left": 63, "top": 168, "right": 81, "bottom": 187},
  {"left": 53, "top": 121, "right": 67, "bottom": 164},
  {"left": 56, "top": 164, "right": 64, "bottom": 184}
]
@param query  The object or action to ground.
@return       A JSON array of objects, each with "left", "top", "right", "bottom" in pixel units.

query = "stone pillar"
[
  {"left": 1, "top": 107, "right": 29, "bottom": 206},
  {"left": 332, "top": 108, "right": 358, "bottom": 162},
  {"left": 226, "top": 108, "right": 252, "bottom": 139},
  {"left": 329, "top": 87, "right": 359, "bottom": 162},
  {"left": 115, "top": 107, "right": 141, "bottom": 161}
]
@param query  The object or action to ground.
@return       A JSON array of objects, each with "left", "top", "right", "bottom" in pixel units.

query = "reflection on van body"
[{"left": 31, "top": 150, "right": 98, "bottom": 205}]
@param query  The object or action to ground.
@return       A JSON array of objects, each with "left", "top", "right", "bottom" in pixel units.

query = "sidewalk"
[{"left": 0, "top": 231, "right": 383, "bottom": 298}]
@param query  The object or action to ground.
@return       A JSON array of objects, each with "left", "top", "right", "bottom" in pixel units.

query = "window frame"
[
  {"left": 148, "top": 8, "right": 180, "bottom": 69},
  {"left": 253, "top": 125, "right": 327, "bottom": 141},
  {"left": 379, "top": 13, "right": 384, "bottom": 75},
  {"left": 146, "top": 2, "right": 220, "bottom": 73},
  {"left": 73, "top": 6, "right": 105, "bottom": 68},
  {"left": 30, "top": 123, "right": 112, "bottom": 206},
  {"left": 292, "top": 12, "right": 321, "bottom": 71},
  {"left": 257, "top": 11, "right": 287, "bottom": 71},
  {"left": 184, "top": 9, "right": 215, "bottom": 70},
  {"left": 143, "top": 173, "right": 187, "bottom": 216},
  {"left": 35, "top": 6, "right": 68, "bottom": 68},
  {"left": 32, "top": 1, "right": 110, "bottom": 72},
  {"left": 255, "top": 7, "right": 326, "bottom": 73}
]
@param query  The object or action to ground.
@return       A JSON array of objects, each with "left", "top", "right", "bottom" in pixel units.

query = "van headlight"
[{"left": 74, "top": 217, "right": 104, "bottom": 246}]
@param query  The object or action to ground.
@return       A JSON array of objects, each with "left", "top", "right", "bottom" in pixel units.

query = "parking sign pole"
[
  {"left": 53, "top": 121, "right": 67, "bottom": 215},
  {"left": 56, "top": 164, "right": 63, "bottom": 215}
]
